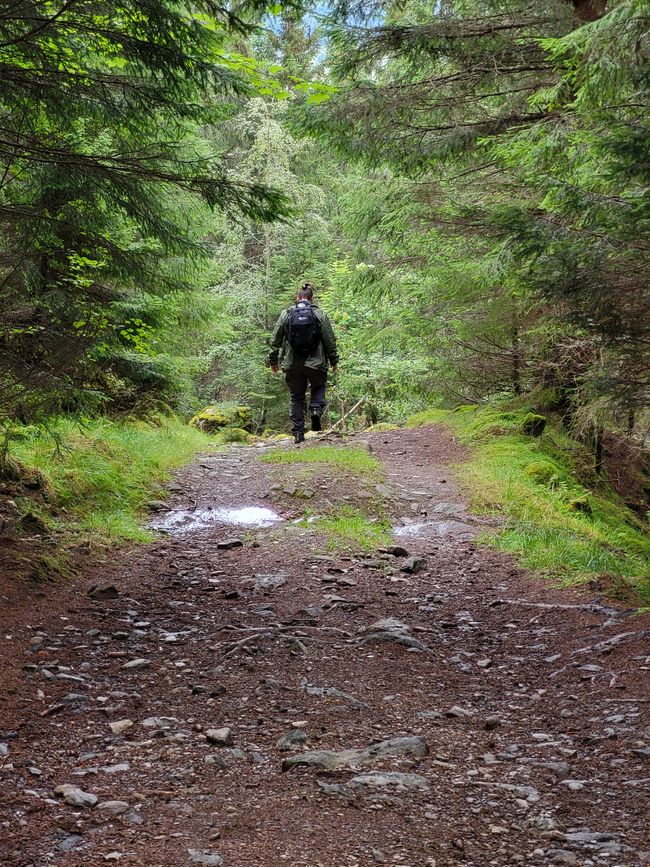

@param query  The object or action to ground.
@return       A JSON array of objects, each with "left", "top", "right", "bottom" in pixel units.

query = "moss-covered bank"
[
  {"left": 408, "top": 405, "right": 650, "bottom": 604},
  {"left": 6, "top": 415, "right": 215, "bottom": 545}
]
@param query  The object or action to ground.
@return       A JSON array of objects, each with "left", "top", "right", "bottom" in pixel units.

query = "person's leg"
[
  {"left": 285, "top": 368, "right": 308, "bottom": 439},
  {"left": 308, "top": 369, "right": 328, "bottom": 430}
]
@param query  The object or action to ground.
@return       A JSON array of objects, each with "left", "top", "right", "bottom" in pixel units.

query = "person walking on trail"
[{"left": 268, "top": 283, "right": 339, "bottom": 445}]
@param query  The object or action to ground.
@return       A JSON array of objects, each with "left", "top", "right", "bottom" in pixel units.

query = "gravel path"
[{"left": 1, "top": 425, "right": 649, "bottom": 866}]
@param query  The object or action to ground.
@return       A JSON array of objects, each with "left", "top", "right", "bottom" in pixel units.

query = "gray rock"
[
  {"left": 433, "top": 502, "right": 466, "bottom": 515},
  {"left": 548, "top": 851, "right": 578, "bottom": 865},
  {"left": 88, "top": 583, "right": 119, "bottom": 601},
  {"left": 142, "top": 716, "right": 177, "bottom": 729},
  {"left": 561, "top": 779, "right": 586, "bottom": 791},
  {"left": 216, "top": 538, "right": 243, "bottom": 550},
  {"left": 348, "top": 771, "right": 430, "bottom": 792},
  {"left": 58, "top": 834, "right": 84, "bottom": 853},
  {"left": 282, "top": 735, "right": 428, "bottom": 772},
  {"left": 304, "top": 684, "right": 368, "bottom": 709},
  {"left": 446, "top": 705, "right": 472, "bottom": 718},
  {"left": 54, "top": 784, "right": 98, "bottom": 808},
  {"left": 400, "top": 556, "right": 427, "bottom": 574},
  {"left": 206, "top": 727, "right": 233, "bottom": 746},
  {"left": 98, "top": 800, "right": 130, "bottom": 815},
  {"left": 276, "top": 730, "right": 308, "bottom": 751},
  {"left": 109, "top": 719, "right": 133, "bottom": 735},
  {"left": 563, "top": 831, "right": 617, "bottom": 845},
  {"left": 188, "top": 849, "right": 224, "bottom": 866},
  {"left": 122, "top": 658, "right": 150, "bottom": 670},
  {"left": 102, "top": 763, "right": 130, "bottom": 774},
  {"left": 360, "top": 618, "right": 428, "bottom": 652},
  {"left": 251, "top": 573, "right": 287, "bottom": 591}
]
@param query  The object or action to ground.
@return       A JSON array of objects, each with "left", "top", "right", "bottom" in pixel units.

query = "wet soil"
[{"left": 1, "top": 425, "right": 649, "bottom": 867}]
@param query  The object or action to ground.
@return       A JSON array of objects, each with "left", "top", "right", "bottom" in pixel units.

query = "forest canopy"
[{"left": 0, "top": 0, "right": 648, "bottom": 450}]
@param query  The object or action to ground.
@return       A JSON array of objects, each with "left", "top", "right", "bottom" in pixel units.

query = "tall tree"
[
  {"left": 0, "top": 0, "right": 289, "bottom": 424},
  {"left": 296, "top": 0, "right": 650, "bottom": 430}
]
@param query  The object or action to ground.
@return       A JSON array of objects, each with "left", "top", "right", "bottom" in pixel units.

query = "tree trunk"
[
  {"left": 594, "top": 423, "right": 604, "bottom": 475},
  {"left": 570, "top": 0, "right": 607, "bottom": 22},
  {"left": 511, "top": 321, "right": 522, "bottom": 396}
]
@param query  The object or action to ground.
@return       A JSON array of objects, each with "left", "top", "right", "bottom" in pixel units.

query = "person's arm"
[
  {"left": 267, "top": 311, "right": 286, "bottom": 372},
  {"left": 320, "top": 313, "right": 339, "bottom": 370}
]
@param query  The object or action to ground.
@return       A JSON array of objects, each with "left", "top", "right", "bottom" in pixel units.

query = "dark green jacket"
[{"left": 268, "top": 303, "right": 339, "bottom": 372}]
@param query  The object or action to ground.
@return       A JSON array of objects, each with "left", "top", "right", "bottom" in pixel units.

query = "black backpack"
[{"left": 285, "top": 302, "right": 322, "bottom": 356}]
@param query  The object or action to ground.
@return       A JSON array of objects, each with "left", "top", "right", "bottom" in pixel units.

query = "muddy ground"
[{"left": 0, "top": 425, "right": 649, "bottom": 867}]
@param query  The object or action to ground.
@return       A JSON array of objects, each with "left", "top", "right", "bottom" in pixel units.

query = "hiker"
[{"left": 268, "top": 283, "right": 339, "bottom": 444}]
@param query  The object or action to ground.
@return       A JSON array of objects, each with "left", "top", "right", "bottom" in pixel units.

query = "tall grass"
[
  {"left": 10, "top": 415, "right": 214, "bottom": 542},
  {"left": 408, "top": 406, "right": 650, "bottom": 603}
]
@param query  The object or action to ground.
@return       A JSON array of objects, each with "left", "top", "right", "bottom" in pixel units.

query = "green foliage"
[
  {"left": 261, "top": 444, "right": 382, "bottom": 474},
  {"left": 409, "top": 406, "right": 650, "bottom": 602},
  {"left": 10, "top": 416, "right": 215, "bottom": 543},
  {"left": 297, "top": 0, "right": 650, "bottom": 432},
  {"left": 0, "top": 0, "right": 291, "bottom": 424}
]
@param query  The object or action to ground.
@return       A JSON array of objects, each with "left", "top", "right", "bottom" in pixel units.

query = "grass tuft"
[{"left": 315, "top": 506, "right": 391, "bottom": 552}]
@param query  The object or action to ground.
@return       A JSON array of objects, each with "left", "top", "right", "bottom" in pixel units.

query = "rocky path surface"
[{"left": 1, "top": 425, "right": 649, "bottom": 867}]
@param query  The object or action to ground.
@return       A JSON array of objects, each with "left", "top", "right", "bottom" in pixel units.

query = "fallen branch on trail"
[{"left": 322, "top": 396, "right": 366, "bottom": 435}]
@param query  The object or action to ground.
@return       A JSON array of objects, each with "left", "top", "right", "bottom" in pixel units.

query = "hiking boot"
[
  {"left": 310, "top": 413, "right": 322, "bottom": 432},
  {"left": 294, "top": 431, "right": 305, "bottom": 444}
]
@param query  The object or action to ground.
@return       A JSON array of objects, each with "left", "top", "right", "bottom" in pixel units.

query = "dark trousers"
[{"left": 285, "top": 366, "right": 327, "bottom": 433}]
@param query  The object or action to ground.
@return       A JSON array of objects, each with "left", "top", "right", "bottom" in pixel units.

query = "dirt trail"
[{"left": 1, "top": 425, "right": 649, "bottom": 867}]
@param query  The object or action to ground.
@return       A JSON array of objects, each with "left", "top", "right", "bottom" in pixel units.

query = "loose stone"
[
  {"left": 109, "top": 719, "right": 134, "bottom": 735},
  {"left": 54, "top": 784, "right": 98, "bottom": 808},
  {"left": 98, "top": 800, "right": 130, "bottom": 815},
  {"left": 206, "top": 727, "right": 233, "bottom": 746}
]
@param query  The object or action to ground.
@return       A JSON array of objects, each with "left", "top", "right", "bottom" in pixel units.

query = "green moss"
[
  {"left": 189, "top": 403, "right": 252, "bottom": 433},
  {"left": 407, "top": 404, "right": 650, "bottom": 603},
  {"left": 524, "top": 460, "right": 560, "bottom": 487},
  {"left": 521, "top": 413, "right": 547, "bottom": 437},
  {"left": 567, "top": 495, "right": 593, "bottom": 516},
  {"left": 220, "top": 427, "right": 251, "bottom": 444},
  {"left": 261, "top": 445, "right": 382, "bottom": 475},
  {"left": 365, "top": 422, "right": 400, "bottom": 432}
]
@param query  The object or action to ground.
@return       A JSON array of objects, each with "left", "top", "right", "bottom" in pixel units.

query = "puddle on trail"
[
  {"left": 394, "top": 519, "right": 478, "bottom": 541},
  {"left": 151, "top": 505, "right": 283, "bottom": 535}
]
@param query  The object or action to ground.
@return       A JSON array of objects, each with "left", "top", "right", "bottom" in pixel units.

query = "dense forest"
[{"left": 0, "top": 0, "right": 648, "bottom": 588}]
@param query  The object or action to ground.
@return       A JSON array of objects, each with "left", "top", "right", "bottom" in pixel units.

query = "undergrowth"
[
  {"left": 9, "top": 415, "right": 214, "bottom": 544},
  {"left": 408, "top": 406, "right": 650, "bottom": 603}
]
